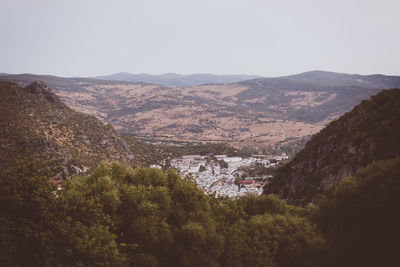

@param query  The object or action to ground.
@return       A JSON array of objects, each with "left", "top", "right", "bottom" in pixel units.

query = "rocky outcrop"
[{"left": 24, "top": 81, "right": 62, "bottom": 104}]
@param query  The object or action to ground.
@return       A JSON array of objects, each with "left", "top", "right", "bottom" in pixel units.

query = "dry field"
[{"left": 51, "top": 82, "right": 332, "bottom": 150}]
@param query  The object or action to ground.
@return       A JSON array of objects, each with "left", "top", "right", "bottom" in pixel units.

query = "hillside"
[
  {"left": 2, "top": 71, "right": 400, "bottom": 154},
  {"left": 0, "top": 81, "right": 140, "bottom": 183},
  {"left": 263, "top": 88, "right": 400, "bottom": 205},
  {"left": 284, "top": 70, "right": 400, "bottom": 88},
  {"left": 238, "top": 70, "right": 399, "bottom": 122},
  {"left": 95, "top": 72, "right": 262, "bottom": 86}
]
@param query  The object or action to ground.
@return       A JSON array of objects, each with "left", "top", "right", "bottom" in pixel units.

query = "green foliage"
[
  {"left": 17, "top": 159, "right": 400, "bottom": 266},
  {"left": 56, "top": 219, "right": 123, "bottom": 266},
  {"left": 0, "top": 159, "right": 57, "bottom": 266},
  {"left": 59, "top": 164, "right": 120, "bottom": 226},
  {"left": 0, "top": 159, "right": 126, "bottom": 266},
  {"left": 240, "top": 194, "right": 288, "bottom": 216},
  {"left": 313, "top": 157, "right": 400, "bottom": 267},
  {"left": 210, "top": 194, "right": 327, "bottom": 267},
  {"left": 125, "top": 167, "right": 168, "bottom": 187},
  {"left": 244, "top": 213, "right": 326, "bottom": 267}
]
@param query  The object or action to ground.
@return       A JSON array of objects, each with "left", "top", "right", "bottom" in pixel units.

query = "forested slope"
[
  {"left": 264, "top": 88, "right": 400, "bottom": 205},
  {"left": 0, "top": 81, "right": 136, "bottom": 181}
]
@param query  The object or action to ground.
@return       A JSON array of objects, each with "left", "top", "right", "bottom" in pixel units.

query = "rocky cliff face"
[
  {"left": 0, "top": 81, "right": 135, "bottom": 184},
  {"left": 263, "top": 88, "right": 400, "bottom": 205}
]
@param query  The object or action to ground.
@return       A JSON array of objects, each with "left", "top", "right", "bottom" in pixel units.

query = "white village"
[{"left": 152, "top": 153, "right": 288, "bottom": 198}]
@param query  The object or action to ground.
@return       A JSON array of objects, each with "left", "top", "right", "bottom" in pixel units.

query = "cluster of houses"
[{"left": 158, "top": 153, "right": 288, "bottom": 198}]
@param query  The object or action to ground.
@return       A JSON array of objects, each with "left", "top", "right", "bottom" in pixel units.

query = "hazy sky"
[{"left": 1, "top": 0, "right": 399, "bottom": 77}]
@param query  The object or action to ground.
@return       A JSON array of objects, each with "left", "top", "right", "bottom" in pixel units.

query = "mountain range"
[{"left": 95, "top": 72, "right": 262, "bottom": 86}]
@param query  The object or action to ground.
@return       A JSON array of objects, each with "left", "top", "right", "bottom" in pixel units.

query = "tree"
[
  {"left": 0, "top": 160, "right": 335, "bottom": 266},
  {"left": 0, "top": 159, "right": 58, "bottom": 266},
  {"left": 313, "top": 156, "right": 400, "bottom": 267},
  {"left": 55, "top": 161, "right": 126, "bottom": 266}
]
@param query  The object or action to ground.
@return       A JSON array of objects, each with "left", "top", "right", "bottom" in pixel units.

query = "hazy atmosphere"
[{"left": 1, "top": 0, "right": 399, "bottom": 77}]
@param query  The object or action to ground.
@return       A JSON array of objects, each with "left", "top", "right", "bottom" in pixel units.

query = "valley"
[
  {"left": 2, "top": 70, "right": 398, "bottom": 155},
  {"left": 3, "top": 1, "right": 400, "bottom": 265}
]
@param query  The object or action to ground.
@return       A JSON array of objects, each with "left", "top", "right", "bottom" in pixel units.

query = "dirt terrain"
[{"left": 53, "top": 82, "right": 327, "bottom": 150}]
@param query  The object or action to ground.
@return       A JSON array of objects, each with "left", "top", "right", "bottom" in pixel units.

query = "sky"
[{"left": 1, "top": 0, "right": 399, "bottom": 77}]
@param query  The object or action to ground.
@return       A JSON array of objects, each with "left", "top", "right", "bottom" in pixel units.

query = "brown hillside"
[{"left": 0, "top": 81, "right": 135, "bottom": 184}]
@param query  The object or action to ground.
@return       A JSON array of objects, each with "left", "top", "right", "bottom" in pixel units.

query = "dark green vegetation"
[
  {"left": 0, "top": 159, "right": 324, "bottom": 267},
  {"left": 313, "top": 156, "right": 400, "bottom": 267},
  {"left": 264, "top": 88, "right": 400, "bottom": 205},
  {"left": 1, "top": 156, "right": 399, "bottom": 266}
]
